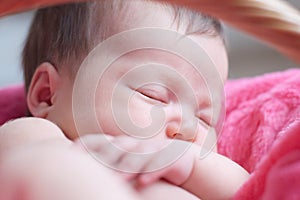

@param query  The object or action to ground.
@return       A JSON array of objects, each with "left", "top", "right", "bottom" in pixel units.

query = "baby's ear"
[{"left": 27, "top": 62, "right": 60, "bottom": 118}]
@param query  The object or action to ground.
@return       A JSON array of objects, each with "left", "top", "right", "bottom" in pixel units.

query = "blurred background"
[
  {"left": 0, "top": 0, "right": 299, "bottom": 87},
  {"left": 226, "top": 0, "right": 300, "bottom": 78}
]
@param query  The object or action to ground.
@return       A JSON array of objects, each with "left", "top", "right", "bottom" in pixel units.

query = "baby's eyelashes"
[
  {"left": 135, "top": 84, "right": 170, "bottom": 104},
  {"left": 196, "top": 109, "right": 213, "bottom": 127},
  {"left": 196, "top": 116, "right": 211, "bottom": 131}
]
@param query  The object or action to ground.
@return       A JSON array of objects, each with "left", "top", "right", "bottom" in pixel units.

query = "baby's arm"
[
  {"left": 0, "top": 118, "right": 139, "bottom": 200},
  {"left": 140, "top": 143, "right": 249, "bottom": 200},
  {"left": 180, "top": 149, "right": 249, "bottom": 200},
  {"left": 78, "top": 134, "right": 249, "bottom": 200}
]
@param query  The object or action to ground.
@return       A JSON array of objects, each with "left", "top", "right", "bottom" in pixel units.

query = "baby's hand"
[{"left": 74, "top": 134, "right": 198, "bottom": 188}]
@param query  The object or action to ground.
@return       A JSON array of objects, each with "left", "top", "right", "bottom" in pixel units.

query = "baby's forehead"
[
  {"left": 114, "top": 1, "right": 219, "bottom": 37},
  {"left": 116, "top": 1, "right": 175, "bottom": 31}
]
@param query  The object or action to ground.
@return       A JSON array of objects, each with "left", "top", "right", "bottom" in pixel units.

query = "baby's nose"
[{"left": 165, "top": 118, "right": 198, "bottom": 142}]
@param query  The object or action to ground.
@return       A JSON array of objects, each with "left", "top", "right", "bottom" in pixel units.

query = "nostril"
[
  {"left": 169, "top": 132, "right": 180, "bottom": 139},
  {"left": 166, "top": 124, "right": 197, "bottom": 142},
  {"left": 173, "top": 133, "right": 197, "bottom": 144},
  {"left": 172, "top": 133, "right": 181, "bottom": 139},
  {"left": 166, "top": 125, "right": 179, "bottom": 139}
]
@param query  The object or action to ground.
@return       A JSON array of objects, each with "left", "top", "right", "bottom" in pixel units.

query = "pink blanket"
[
  {"left": 0, "top": 84, "right": 26, "bottom": 125},
  {"left": 219, "top": 69, "right": 300, "bottom": 199},
  {"left": 1, "top": 69, "right": 300, "bottom": 199}
]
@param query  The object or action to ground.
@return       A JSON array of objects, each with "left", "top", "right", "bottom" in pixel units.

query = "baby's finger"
[
  {"left": 136, "top": 168, "right": 169, "bottom": 188},
  {"left": 118, "top": 171, "right": 138, "bottom": 181},
  {"left": 81, "top": 135, "right": 144, "bottom": 171},
  {"left": 75, "top": 134, "right": 123, "bottom": 165},
  {"left": 112, "top": 136, "right": 141, "bottom": 153},
  {"left": 114, "top": 151, "right": 148, "bottom": 173},
  {"left": 113, "top": 140, "right": 158, "bottom": 173},
  {"left": 74, "top": 134, "right": 113, "bottom": 151}
]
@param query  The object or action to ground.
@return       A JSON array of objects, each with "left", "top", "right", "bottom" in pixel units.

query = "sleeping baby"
[{"left": 0, "top": 1, "right": 249, "bottom": 199}]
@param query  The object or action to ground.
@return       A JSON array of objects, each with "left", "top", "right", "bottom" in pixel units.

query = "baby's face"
[
  {"left": 47, "top": 2, "right": 228, "bottom": 148},
  {"left": 93, "top": 42, "right": 227, "bottom": 147}
]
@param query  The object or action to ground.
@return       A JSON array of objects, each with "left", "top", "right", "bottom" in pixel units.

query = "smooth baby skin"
[{"left": 0, "top": 118, "right": 248, "bottom": 200}]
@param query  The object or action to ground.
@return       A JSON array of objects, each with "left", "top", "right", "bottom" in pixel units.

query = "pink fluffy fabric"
[
  {"left": 219, "top": 69, "right": 300, "bottom": 199},
  {"left": 1, "top": 69, "right": 300, "bottom": 199},
  {"left": 0, "top": 84, "right": 26, "bottom": 125}
]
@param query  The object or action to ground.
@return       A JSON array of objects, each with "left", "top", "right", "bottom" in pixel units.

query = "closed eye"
[
  {"left": 137, "top": 89, "right": 168, "bottom": 104},
  {"left": 196, "top": 113, "right": 212, "bottom": 128},
  {"left": 136, "top": 84, "right": 169, "bottom": 104}
]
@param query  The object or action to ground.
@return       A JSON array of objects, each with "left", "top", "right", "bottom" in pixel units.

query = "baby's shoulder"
[
  {"left": 0, "top": 117, "right": 67, "bottom": 154},
  {"left": 1, "top": 117, "right": 64, "bottom": 137},
  {"left": 2, "top": 117, "right": 56, "bottom": 129}
]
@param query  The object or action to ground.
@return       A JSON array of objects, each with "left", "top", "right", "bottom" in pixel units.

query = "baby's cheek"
[
  {"left": 128, "top": 94, "right": 153, "bottom": 129},
  {"left": 127, "top": 95, "right": 167, "bottom": 139},
  {"left": 195, "top": 126, "right": 218, "bottom": 153}
]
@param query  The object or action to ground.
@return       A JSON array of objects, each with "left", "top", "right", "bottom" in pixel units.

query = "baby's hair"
[{"left": 22, "top": 0, "right": 223, "bottom": 91}]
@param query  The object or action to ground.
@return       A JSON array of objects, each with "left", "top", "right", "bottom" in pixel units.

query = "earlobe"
[{"left": 27, "top": 62, "right": 60, "bottom": 118}]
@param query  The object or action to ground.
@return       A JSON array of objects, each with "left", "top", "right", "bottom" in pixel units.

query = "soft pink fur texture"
[
  {"left": 0, "top": 84, "right": 26, "bottom": 125},
  {"left": 1, "top": 69, "right": 300, "bottom": 199},
  {"left": 219, "top": 69, "right": 300, "bottom": 199}
]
